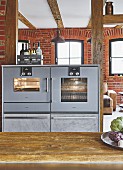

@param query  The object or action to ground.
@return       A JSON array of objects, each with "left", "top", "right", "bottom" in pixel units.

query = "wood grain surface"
[
  {"left": 0, "top": 132, "right": 123, "bottom": 163},
  {"left": 0, "top": 163, "right": 123, "bottom": 170}
]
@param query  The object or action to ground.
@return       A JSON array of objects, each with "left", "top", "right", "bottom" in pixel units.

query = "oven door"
[
  {"left": 51, "top": 66, "right": 99, "bottom": 112},
  {"left": 3, "top": 66, "right": 50, "bottom": 102}
]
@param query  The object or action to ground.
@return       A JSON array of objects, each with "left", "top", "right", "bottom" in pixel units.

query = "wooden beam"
[
  {"left": 115, "top": 24, "right": 123, "bottom": 28},
  {"left": 87, "top": 0, "right": 106, "bottom": 28},
  {"left": 87, "top": 19, "right": 91, "bottom": 29},
  {"left": 47, "top": 0, "right": 64, "bottom": 28},
  {"left": 5, "top": 0, "right": 18, "bottom": 64},
  {"left": 91, "top": 0, "right": 103, "bottom": 132},
  {"left": 103, "top": 14, "right": 123, "bottom": 24},
  {"left": 18, "top": 11, "right": 36, "bottom": 29},
  {"left": 88, "top": 14, "right": 123, "bottom": 28}
]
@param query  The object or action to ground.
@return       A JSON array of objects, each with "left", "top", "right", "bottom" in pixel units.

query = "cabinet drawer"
[
  {"left": 3, "top": 103, "right": 50, "bottom": 112},
  {"left": 3, "top": 114, "right": 50, "bottom": 132},
  {"left": 51, "top": 114, "right": 99, "bottom": 132}
]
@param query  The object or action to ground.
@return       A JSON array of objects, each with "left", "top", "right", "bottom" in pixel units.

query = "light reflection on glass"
[{"left": 14, "top": 78, "right": 40, "bottom": 92}]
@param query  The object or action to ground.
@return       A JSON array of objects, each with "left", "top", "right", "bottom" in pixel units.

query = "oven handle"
[
  {"left": 51, "top": 116, "right": 97, "bottom": 120},
  {"left": 46, "top": 78, "right": 48, "bottom": 92},
  {"left": 4, "top": 116, "right": 49, "bottom": 119}
]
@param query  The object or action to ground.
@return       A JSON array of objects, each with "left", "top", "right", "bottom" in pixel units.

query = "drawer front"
[
  {"left": 3, "top": 114, "right": 50, "bottom": 132},
  {"left": 51, "top": 114, "right": 99, "bottom": 132},
  {"left": 3, "top": 103, "right": 50, "bottom": 112}
]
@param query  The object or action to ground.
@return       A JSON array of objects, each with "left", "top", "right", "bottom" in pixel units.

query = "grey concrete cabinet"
[
  {"left": 51, "top": 114, "right": 99, "bottom": 132},
  {"left": 3, "top": 114, "right": 50, "bottom": 132}
]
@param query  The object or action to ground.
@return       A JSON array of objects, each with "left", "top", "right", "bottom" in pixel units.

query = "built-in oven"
[
  {"left": 2, "top": 66, "right": 50, "bottom": 102},
  {"left": 2, "top": 66, "right": 51, "bottom": 132},
  {"left": 51, "top": 66, "right": 99, "bottom": 112}
]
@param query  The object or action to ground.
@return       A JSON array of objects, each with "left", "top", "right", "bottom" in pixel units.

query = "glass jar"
[{"left": 105, "top": 1, "right": 113, "bottom": 15}]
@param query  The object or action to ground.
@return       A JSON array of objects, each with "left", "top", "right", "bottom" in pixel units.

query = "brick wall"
[
  {"left": 0, "top": 0, "right": 6, "bottom": 61},
  {"left": 18, "top": 28, "right": 91, "bottom": 65},
  {"left": 0, "top": 0, "right": 6, "bottom": 131},
  {"left": 19, "top": 28, "right": 123, "bottom": 104}
]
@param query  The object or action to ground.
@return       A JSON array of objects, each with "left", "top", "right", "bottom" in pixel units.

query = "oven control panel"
[
  {"left": 68, "top": 67, "right": 80, "bottom": 76},
  {"left": 20, "top": 67, "right": 32, "bottom": 76}
]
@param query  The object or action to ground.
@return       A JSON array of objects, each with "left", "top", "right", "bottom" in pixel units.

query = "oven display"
[
  {"left": 61, "top": 78, "right": 87, "bottom": 102},
  {"left": 14, "top": 78, "right": 40, "bottom": 92}
]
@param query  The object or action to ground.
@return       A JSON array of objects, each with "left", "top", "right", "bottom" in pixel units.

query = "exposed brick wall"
[
  {"left": 19, "top": 28, "right": 123, "bottom": 104},
  {"left": 0, "top": 0, "right": 6, "bottom": 60},
  {"left": 18, "top": 28, "right": 91, "bottom": 65},
  {"left": 0, "top": 0, "right": 7, "bottom": 131}
]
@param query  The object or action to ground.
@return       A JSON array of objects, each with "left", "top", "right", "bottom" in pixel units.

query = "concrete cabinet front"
[
  {"left": 51, "top": 114, "right": 99, "bottom": 132},
  {"left": 3, "top": 113, "right": 50, "bottom": 132}
]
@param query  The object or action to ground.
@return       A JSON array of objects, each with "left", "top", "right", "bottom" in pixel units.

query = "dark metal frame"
[{"left": 109, "top": 38, "right": 123, "bottom": 76}]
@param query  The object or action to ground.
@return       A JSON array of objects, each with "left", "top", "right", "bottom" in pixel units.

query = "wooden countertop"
[{"left": 0, "top": 132, "right": 123, "bottom": 163}]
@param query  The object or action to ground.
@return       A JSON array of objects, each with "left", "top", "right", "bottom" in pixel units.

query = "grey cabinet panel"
[
  {"left": 3, "top": 114, "right": 50, "bottom": 132},
  {"left": 4, "top": 103, "right": 50, "bottom": 112},
  {"left": 51, "top": 114, "right": 99, "bottom": 132}
]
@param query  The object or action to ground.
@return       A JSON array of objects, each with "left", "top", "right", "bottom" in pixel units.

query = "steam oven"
[{"left": 2, "top": 66, "right": 50, "bottom": 132}]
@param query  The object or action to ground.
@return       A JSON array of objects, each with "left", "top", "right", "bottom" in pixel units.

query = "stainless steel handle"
[
  {"left": 51, "top": 116, "right": 96, "bottom": 120},
  {"left": 46, "top": 78, "right": 48, "bottom": 92},
  {"left": 5, "top": 116, "right": 49, "bottom": 119}
]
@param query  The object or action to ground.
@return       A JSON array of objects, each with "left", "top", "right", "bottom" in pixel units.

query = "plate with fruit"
[{"left": 101, "top": 117, "right": 123, "bottom": 149}]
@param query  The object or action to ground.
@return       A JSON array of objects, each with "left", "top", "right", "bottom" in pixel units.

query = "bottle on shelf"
[
  {"left": 36, "top": 42, "right": 42, "bottom": 55},
  {"left": 24, "top": 43, "right": 29, "bottom": 55},
  {"left": 31, "top": 43, "right": 36, "bottom": 55},
  {"left": 20, "top": 43, "right": 24, "bottom": 55}
]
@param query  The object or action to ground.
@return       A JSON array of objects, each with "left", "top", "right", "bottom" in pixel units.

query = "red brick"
[
  {"left": 0, "top": 31, "right": 5, "bottom": 35},
  {"left": 1, "top": 0, "right": 6, "bottom": 5},
  {"left": 0, "top": 46, "right": 5, "bottom": 50},
  {"left": 0, "top": 6, "right": 5, "bottom": 10},
  {"left": 0, "top": 26, "right": 5, "bottom": 30},
  {"left": 0, "top": 21, "right": 5, "bottom": 25},
  {"left": 0, "top": 51, "right": 4, "bottom": 55},
  {"left": 0, "top": 35, "right": 5, "bottom": 40},
  {"left": 0, "top": 16, "right": 5, "bottom": 20}
]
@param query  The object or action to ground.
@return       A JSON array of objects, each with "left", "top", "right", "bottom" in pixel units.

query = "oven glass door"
[
  {"left": 51, "top": 66, "right": 99, "bottom": 112},
  {"left": 14, "top": 78, "right": 40, "bottom": 92},
  {"left": 61, "top": 78, "right": 87, "bottom": 102}
]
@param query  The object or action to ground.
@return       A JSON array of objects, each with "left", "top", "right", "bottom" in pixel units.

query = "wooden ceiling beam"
[
  {"left": 103, "top": 14, "right": 123, "bottom": 24},
  {"left": 18, "top": 11, "right": 36, "bottom": 29},
  {"left": 47, "top": 0, "right": 64, "bottom": 28},
  {"left": 87, "top": 14, "right": 123, "bottom": 28},
  {"left": 87, "top": 0, "right": 106, "bottom": 29}
]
